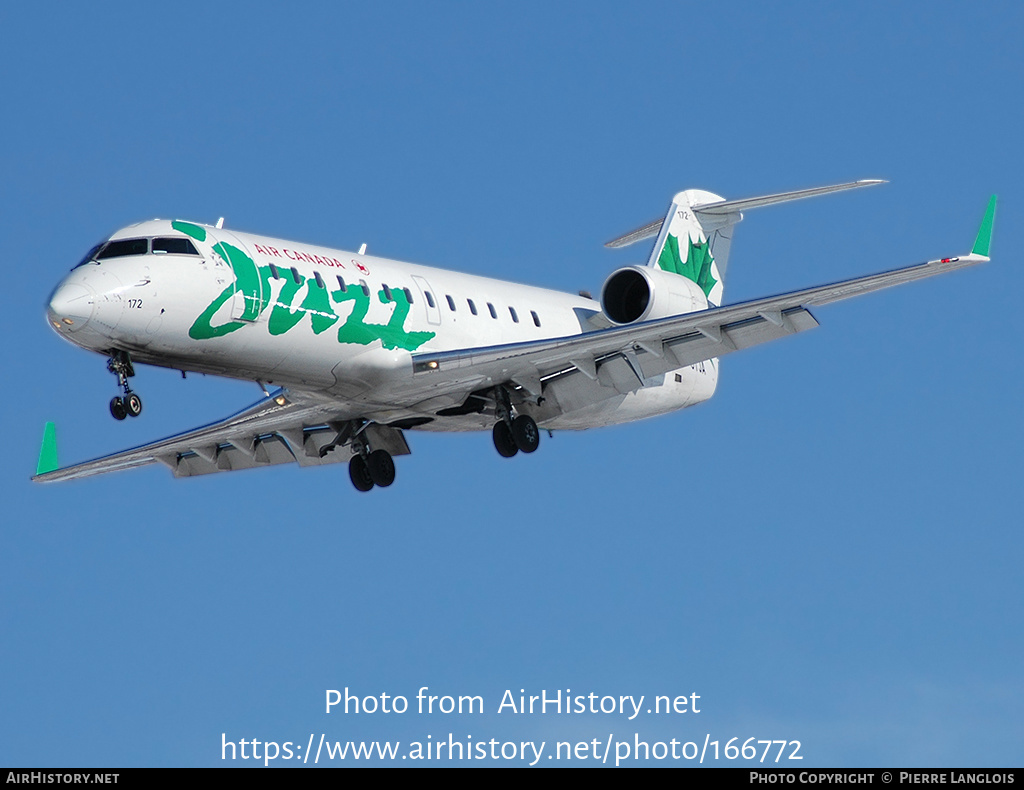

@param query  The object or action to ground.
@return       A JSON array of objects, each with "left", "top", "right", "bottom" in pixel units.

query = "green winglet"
[
  {"left": 972, "top": 195, "right": 997, "bottom": 257},
  {"left": 36, "top": 421, "right": 58, "bottom": 476}
]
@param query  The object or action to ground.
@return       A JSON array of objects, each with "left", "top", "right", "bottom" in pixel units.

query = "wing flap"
[
  {"left": 665, "top": 307, "right": 818, "bottom": 369},
  {"left": 547, "top": 307, "right": 819, "bottom": 394}
]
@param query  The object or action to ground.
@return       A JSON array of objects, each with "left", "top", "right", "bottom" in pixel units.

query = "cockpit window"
[
  {"left": 153, "top": 237, "right": 199, "bottom": 255},
  {"left": 97, "top": 238, "right": 149, "bottom": 259},
  {"left": 79, "top": 235, "right": 202, "bottom": 269},
  {"left": 73, "top": 243, "right": 105, "bottom": 269}
]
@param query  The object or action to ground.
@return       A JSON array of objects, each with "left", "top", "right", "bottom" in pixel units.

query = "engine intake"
[{"left": 600, "top": 266, "right": 708, "bottom": 325}]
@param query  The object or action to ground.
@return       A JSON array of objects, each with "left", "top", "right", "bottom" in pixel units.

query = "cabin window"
[
  {"left": 290, "top": 267, "right": 301, "bottom": 284},
  {"left": 425, "top": 291, "right": 436, "bottom": 308},
  {"left": 382, "top": 284, "right": 392, "bottom": 300},
  {"left": 336, "top": 275, "right": 347, "bottom": 292},
  {"left": 467, "top": 299, "right": 478, "bottom": 315},
  {"left": 152, "top": 237, "right": 199, "bottom": 255},
  {"left": 97, "top": 238, "right": 149, "bottom": 259},
  {"left": 446, "top": 294, "right": 456, "bottom": 311},
  {"left": 314, "top": 271, "right": 325, "bottom": 289},
  {"left": 404, "top": 287, "right": 414, "bottom": 304},
  {"left": 269, "top": 264, "right": 281, "bottom": 279},
  {"left": 509, "top": 306, "right": 519, "bottom": 323},
  {"left": 360, "top": 279, "right": 370, "bottom": 296},
  {"left": 487, "top": 302, "right": 497, "bottom": 319},
  {"left": 531, "top": 310, "right": 541, "bottom": 327}
]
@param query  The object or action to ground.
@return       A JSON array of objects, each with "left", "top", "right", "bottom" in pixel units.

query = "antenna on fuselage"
[
  {"left": 358, "top": 243, "right": 367, "bottom": 255},
  {"left": 215, "top": 217, "right": 225, "bottom": 229}
]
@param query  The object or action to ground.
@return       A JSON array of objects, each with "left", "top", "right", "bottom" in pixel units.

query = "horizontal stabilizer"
[
  {"left": 604, "top": 179, "right": 885, "bottom": 248},
  {"left": 603, "top": 218, "right": 663, "bottom": 250},
  {"left": 691, "top": 179, "right": 886, "bottom": 215}
]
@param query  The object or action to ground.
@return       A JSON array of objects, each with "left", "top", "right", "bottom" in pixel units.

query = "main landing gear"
[
  {"left": 321, "top": 421, "right": 397, "bottom": 493},
  {"left": 491, "top": 386, "right": 540, "bottom": 458},
  {"left": 349, "top": 450, "right": 395, "bottom": 492},
  {"left": 107, "top": 350, "right": 143, "bottom": 421}
]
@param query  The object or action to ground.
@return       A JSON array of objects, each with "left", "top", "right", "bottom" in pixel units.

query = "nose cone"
[{"left": 47, "top": 280, "right": 96, "bottom": 333}]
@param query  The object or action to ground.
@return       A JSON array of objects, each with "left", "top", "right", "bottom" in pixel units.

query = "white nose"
[{"left": 47, "top": 281, "right": 95, "bottom": 333}]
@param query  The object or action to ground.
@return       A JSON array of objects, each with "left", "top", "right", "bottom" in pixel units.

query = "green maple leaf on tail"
[{"left": 657, "top": 233, "right": 718, "bottom": 298}]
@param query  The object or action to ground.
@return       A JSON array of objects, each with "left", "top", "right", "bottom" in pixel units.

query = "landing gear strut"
[
  {"left": 491, "top": 385, "right": 540, "bottom": 457},
  {"left": 107, "top": 350, "right": 142, "bottom": 420}
]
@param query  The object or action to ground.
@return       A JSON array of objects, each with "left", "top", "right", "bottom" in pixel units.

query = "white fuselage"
[{"left": 47, "top": 219, "right": 718, "bottom": 432}]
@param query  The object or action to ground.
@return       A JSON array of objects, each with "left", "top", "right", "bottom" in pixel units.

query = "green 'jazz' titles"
[
  {"left": 657, "top": 233, "right": 718, "bottom": 299},
  {"left": 182, "top": 225, "right": 435, "bottom": 351}
]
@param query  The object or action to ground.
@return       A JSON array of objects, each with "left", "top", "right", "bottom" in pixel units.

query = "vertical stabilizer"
[{"left": 645, "top": 189, "right": 738, "bottom": 307}]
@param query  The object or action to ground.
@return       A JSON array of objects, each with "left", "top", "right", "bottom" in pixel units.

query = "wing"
[
  {"left": 32, "top": 390, "right": 411, "bottom": 483},
  {"left": 409, "top": 199, "right": 995, "bottom": 407}
]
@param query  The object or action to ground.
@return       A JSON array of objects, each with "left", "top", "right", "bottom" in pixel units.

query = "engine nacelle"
[{"left": 600, "top": 266, "right": 708, "bottom": 325}]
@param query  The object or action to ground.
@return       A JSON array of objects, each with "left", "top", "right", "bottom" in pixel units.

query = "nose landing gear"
[{"left": 107, "top": 350, "right": 143, "bottom": 420}]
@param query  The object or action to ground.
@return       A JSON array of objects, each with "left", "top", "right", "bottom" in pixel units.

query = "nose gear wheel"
[
  {"left": 125, "top": 393, "right": 143, "bottom": 417},
  {"left": 110, "top": 397, "right": 127, "bottom": 421}
]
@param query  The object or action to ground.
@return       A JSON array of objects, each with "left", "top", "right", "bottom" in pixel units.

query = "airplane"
[{"left": 34, "top": 181, "right": 996, "bottom": 492}]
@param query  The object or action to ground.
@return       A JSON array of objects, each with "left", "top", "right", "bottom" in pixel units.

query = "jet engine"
[{"left": 600, "top": 266, "right": 708, "bottom": 325}]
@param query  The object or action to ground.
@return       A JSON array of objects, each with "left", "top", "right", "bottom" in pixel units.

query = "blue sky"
[{"left": 2, "top": 1, "right": 1021, "bottom": 767}]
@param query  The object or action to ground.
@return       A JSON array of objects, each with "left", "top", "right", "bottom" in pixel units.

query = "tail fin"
[
  {"left": 646, "top": 189, "right": 732, "bottom": 307},
  {"left": 606, "top": 180, "right": 886, "bottom": 307}
]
